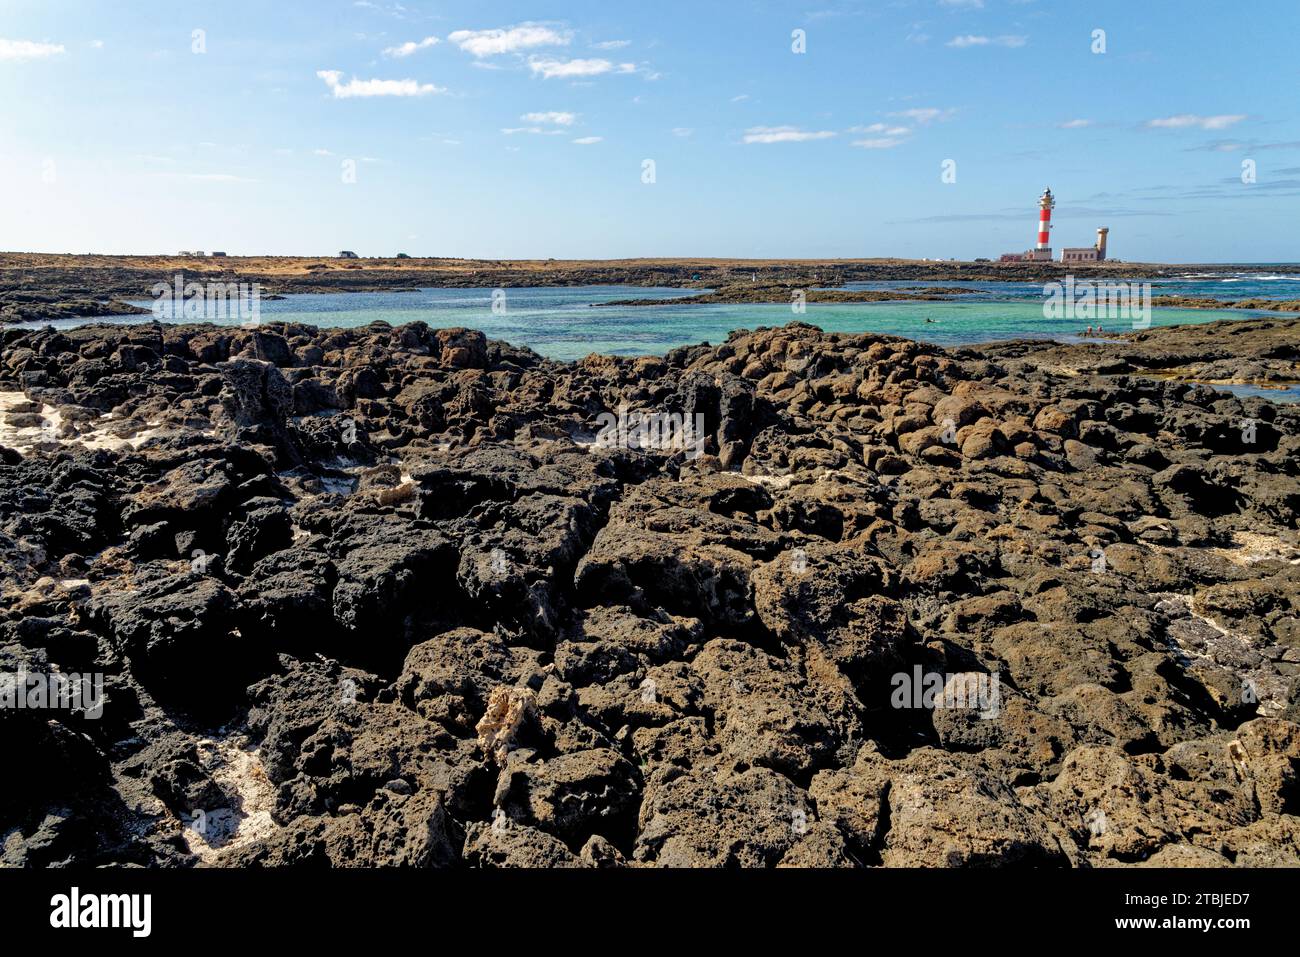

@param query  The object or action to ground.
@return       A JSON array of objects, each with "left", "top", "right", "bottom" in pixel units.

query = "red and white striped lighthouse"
[{"left": 1036, "top": 187, "right": 1055, "bottom": 251}]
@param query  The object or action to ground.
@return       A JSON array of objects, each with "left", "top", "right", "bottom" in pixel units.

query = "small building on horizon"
[
  {"left": 1061, "top": 228, "right": 1109, "bottom": 264},
  {"left": 1000, "top": 249, "right": 1053, "bottom": 262},
  {"left": 338, "top": 250, "right": 359, "bottom": 259}
]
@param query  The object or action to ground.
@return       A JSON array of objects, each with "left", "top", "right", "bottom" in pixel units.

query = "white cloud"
[
  {"left": 89, "top": 39, "right": 104, "bottom": 49},
  {"left": 383, "top": 36, "right": 440, "bottom": 58},
  {"left": 888, "top": 107, "right": 956, "bottom": 125},
  {"left": 0, "top": 38, "right": 66, "bottom": 60},
  {"left": 316, "top": 70, "right": 445, "bottom": 98},
  {"left": 527, "top": 57, "right": 634, "bottom": 79},
  {"left": 939, "top": 0, "right": 984, "bottom": 7},
  {"left": 851, "top": 123, "right": 911, "bottom": 136},
  {"left": 946, "top": 34, "right": 1027, "bottom": 47},
  {"left": 1145, "top": 113, "right": 1246, "bottom": 131},
  {"left": 501, "top": 127, "right": 566, "bottom": 135},
  {"left": 573, "top": 136, "right": 603, "bottom": 145},
  {"left": 313, "top": 148, "right": 335, "bottom": 156},
  {"left": 1059, "top": 118, "right": 1093, "bottom": 129},
  {"left": 521, "top": 111, "right": 578, "bottom": 126},
  {"left": 849, "top": 123, "right": 912, "bottom": 149},
  {"left": 731, "top": 94, "right": 751, "bottom": 103},
  {"left": 672, "top": 127, "right": 694, "bottom": 137},
  {"left": 743, "top": 126, "right": 836, "bottom": 144},
  {"left": 592, "top": 40, "right": 630, "bottom": 50},
  {"left": 448, "top": 24, "right": 569, "bottom": 57}
]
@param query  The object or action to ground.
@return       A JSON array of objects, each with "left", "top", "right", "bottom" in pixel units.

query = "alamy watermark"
[
  {"left": 150, "top": 274, "right": 262, "bottom": 323},
  {"left": 594, "top": 402, "right": 707, "bottom": 459},
  {"left": 890, "top": 666, "right": 1001, "bottom": 719},
  {"left": 1, "top": 666, "right": 104, "bottom": 719},
  {"left": 1043, "top": 276, "right": 1152, "bottom": 329},
  {"left": 50, "top": 887, "right": 151, "bottom": 938}
]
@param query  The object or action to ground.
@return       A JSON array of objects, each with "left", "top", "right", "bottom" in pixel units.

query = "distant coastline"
[{"left": 2, "top": 252, "right": 1298, "bottom": 326}]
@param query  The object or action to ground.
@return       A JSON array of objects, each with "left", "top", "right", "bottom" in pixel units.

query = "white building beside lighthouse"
[{"left": 1062, "top": 227, "right": 1109, "bottom": 263}]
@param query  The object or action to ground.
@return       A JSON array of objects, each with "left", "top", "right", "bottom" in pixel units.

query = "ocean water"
[
  {"left": 834, "top": 271, "right": 1300, "bottom": 302},
  {"left": 23, "top": 273, "right": 1300, "bottom": 366},
  {"left": 1211, "top": 383, "right": 1300, "bottom": 404}
]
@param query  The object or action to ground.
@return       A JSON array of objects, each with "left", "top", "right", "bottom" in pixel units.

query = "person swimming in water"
[{"left": 1086, "top": 325, "right": 1093, "bottom": 336}]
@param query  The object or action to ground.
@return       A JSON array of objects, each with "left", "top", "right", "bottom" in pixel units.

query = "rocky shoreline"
[
  {"left": 601, "top": 284, "right": 963, "bottom": 307},
  {"left": 1, "top": 315, "right": 1298, "bottom": 868},
  {"left": 1152, "top": 295, "right": 1300, "bottom": 313}
]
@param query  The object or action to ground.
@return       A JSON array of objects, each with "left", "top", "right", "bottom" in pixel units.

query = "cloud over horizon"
[
  {"left": 743, "top": 126, "right": 836, "bottom": 144},
  {"left": 889, "top": 107, "right": 956, "bottom": 125},
  {"left": 527, "top": 56, "right": 634, "bottom": 79},
  {"left": 946, "top": 35, "right": 1027, "bottom": 48},
  {"left": 316, "top": 70, "right": 445, "bottom": 98},
  {"left": 448, "top": 24, "right": 569, "bottom": 57},
  {"left": 521, "top": 111, "right": 578, "bottom": 126},
  {"left": 1145, "top": 114, "right": 1247, "bottom": 131},
  {"left": 0, "top": 38, "right": 66, "bottom": 60},
  {"left": 383, "top": 36, "right": 439, "bottom": 58}
]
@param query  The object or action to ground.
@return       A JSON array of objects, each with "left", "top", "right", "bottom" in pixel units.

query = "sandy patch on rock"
[
  {"left": 1156, "top": 593, "right": 1289, "bottom": 718},
  {"left": 1210, "top": 530, "right": 1300, "bottom": 567},
  {"left": 739, "top": 471, "right": 794, "bottom": 490},
  {"left": 1, "top": 391, "right": 165, "bottom": 453},
  {"left": 180, "top": 734, "right": 280, "bottom": 865}
]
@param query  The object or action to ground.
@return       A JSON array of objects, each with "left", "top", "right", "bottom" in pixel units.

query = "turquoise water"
[{"left": 25, "top": 273, "right": 1299, "bottom": 365}]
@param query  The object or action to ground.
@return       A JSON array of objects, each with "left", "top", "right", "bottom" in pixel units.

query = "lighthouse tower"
[{"left": 1033, "top": 187, "right": 1055, "bottom": 259}]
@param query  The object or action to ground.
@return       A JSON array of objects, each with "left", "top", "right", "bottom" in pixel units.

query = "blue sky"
[{"left": 1, "top": 0, "right": 1297, "bottom": 261}]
